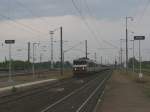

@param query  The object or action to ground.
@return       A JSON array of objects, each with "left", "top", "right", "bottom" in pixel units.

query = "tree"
[
  {"left": 64, "top": 61, "right": 72, "bottom": 68},
  {"left": 128, "top": 57, "right": 138, "bottom": 68}
]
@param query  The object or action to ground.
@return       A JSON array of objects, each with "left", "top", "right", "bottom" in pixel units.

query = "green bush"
[{"left": 11, "top": 86, "right": 17, "bottom": 92}]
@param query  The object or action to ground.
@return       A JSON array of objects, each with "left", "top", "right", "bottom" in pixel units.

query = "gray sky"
[
  {"left": 0, "top": 0, "right": 150, "bottom": 64},
  {"left": 0, "top": 0, "right": 147, "bottom": 20}
]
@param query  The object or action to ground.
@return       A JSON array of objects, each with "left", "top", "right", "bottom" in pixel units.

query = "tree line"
[{"left": 0, "top": 60, "right": 72, "bottom": 71}]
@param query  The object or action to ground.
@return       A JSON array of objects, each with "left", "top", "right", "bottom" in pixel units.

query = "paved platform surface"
[
  {"left": 96, "top": 71, "right": 150, "bottom": 112},
  {"left": 0, "top": 79, "right": 57, "bottom": 93}
]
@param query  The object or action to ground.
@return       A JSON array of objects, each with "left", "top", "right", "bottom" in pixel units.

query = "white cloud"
[{"left": 0, "top": 12, "right": 150, "bottom": 63}]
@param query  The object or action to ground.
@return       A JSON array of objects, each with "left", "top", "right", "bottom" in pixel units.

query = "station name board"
[
  {"left": 5, "top": 40, "right": 15, "bottom": 44},
  {"left": 134, "top": 36, "right": 145, "bottom": 40}
]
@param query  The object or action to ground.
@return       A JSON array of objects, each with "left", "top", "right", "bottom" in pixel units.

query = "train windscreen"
[{"left": 73, "top": 60, "right": 87, "bottom": 65}]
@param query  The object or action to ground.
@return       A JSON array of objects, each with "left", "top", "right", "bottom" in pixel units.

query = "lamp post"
[
  {"left": 32, "top": 42, "right": 39, "bottom": 79},
  {"left": 125, "top": 16, "right": 133, "bottom": 71},
  {"left": 120, "top": 39, "right": 124, "bottom": 69},
  {"left": 50, "top": 31, "right": 54, "bottom": 70},
  {"left": 50, "top": 27, "right": 63, "bottom": 75},
  {"left": 60, "top": 26, "right": 63, "bottom": 75},
  {"left": 130, "top": 40, "right": 135, "bottom": 72}
]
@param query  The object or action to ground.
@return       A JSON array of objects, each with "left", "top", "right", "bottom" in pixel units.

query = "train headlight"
[{"left": 74, "top": 68, "right": 77, "bottom": 71}]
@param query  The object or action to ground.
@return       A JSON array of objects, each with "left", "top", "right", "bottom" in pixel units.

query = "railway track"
[
  {"left": 41, "top": 70, "right": 111, "bottom": 112},
  {"left": 0, "top": 70, "right": 54, "bottom": 78},
  {"left": 0, "top": 74, "right": 95, "bottom": 104},
  {"left": 0, "top": 70, "right": 111, "bottom": 112},
  {"left": 0, "top": 77, "right": 73, "bottom": 104}
]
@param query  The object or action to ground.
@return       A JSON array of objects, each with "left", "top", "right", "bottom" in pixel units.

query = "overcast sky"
[
  {"left": 0, "top": 0, "right": 148, "bottom": 20},
  {"left": 0, "top": 0, "right": 150, "bottom": 64}
]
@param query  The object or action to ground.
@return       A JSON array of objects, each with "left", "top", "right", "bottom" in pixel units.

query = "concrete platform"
[{"left": 0, "top": 79, "right": 57, "bottom": 93}]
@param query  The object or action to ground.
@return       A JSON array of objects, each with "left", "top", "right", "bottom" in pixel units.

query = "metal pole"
[
  {"left": 40, "top": 53, "right": 42, "bottom": 64},
  {"left": 119, "top": 51, "right": 121, "bottom": 68},
  {"left": 115, "top": 57, "right": 117, "bottom": 69},
  {"left": 94, "top": 52, "right": 97, "bottom": 63},
  {"left": 51, "top": 37, "right": 54, "bottom": 69},
  {"left": 133, "top": 40, "right": 135, "bottom": 72},
  {"left": 63, "top": 51, "right": 65, "bottom": 71},
  {"left": 39, "top": 53, "right": 42, "bottom": 71},
  {"left": 120, "top": 39, "right": 123, "bottom": 69},
  {"left": 32, "top": 43, "right": 35, "bottom": 79},
  {"left": 85, "top": 40, "right": 87, "bottom": 59},
  {"left": 101, "top": 56, "right": 102, "bottom": 65},
  {"left": 60, "top": 27, "right": 63, "bottom": 75},
  {"left": 126, "top": 16, "right": 128, "bottom": 71},
  {"left": 8, "top": 44, "right": 12, "bottom": 82},
  {"left": 121, "top": 48, "right": 123, "bottom": 68},
  {"left": 28, "top": 42, "right": 30, "bottom": 62},
  {"left": 139, "top": 40, "right": 141, "bottom": 74},
  {"left": 138, "top": 40, "right": 143, "bottom": 78}
]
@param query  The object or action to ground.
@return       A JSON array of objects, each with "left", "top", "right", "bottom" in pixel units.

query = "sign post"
[
  {"left": 5, "top": 40, "right": 15, "bottom": 82},
  {"left": 134, "top": 36, "right": 145, "bottom": 79}
]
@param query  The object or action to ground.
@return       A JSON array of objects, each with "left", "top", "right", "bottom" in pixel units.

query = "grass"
[
  {"left": 134, "top": 68, "right": 150, "bottom": 76},
  {"left": 143, "top": 83, "right": 150, "bottom": 98},
  {"left": 11, "top": 86, "right": 17, "bottom": 92}
]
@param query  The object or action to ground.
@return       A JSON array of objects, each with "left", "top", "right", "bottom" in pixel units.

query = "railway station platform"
[
  {"left": 96, "top": 70, "right": 150, "bottom": 112},
  {"left": 0, "top": 78, "right": 57, "bottom": 93}
]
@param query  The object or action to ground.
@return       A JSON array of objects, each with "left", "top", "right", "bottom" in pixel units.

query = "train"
[{"left": 73, "top": 57, "right": 106, "bottom": 76}]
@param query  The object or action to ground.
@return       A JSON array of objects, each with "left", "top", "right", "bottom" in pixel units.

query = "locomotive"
[{"left": 73, "top": 57, "right": 102, "bottom": 76}]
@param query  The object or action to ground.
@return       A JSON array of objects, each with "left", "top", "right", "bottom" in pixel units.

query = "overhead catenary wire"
[
  {"left": 137, "top": 0, "right": 150, "bottom": 24},
  {"left": 71, "top": 0, "right": 118, "bottom": 49},
  {"left": 0, "top": 2, "right": 40, "bottom": 38},
  {"left": 15, "top": 0, "right": 51, "bottom": 29},
  {"left": 83, "top": 0, "right": 94, "bottom": 18},
  {"left": 64, "top": 41, "right": 84, "bottom": 53},
  {"left": 71, "top": 0, "right": 102, "bottom": 46},
  {"left": 84, "top": 0, "right": 118, "bottom": 49},
  {"left": 132, "top": 0, "right": 150, "bottom": 31},
  {"left": 0, "top": 15, "right": 48, "bottom": 37},
  {"left": 0, "top": 0, "right": 49, "bottom": 38},
  {"left": 3, "top": 0, "right": 118, "bottom": 49}
]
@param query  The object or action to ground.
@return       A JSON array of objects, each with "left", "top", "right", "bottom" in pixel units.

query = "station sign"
[
  {"left": 134, "top": 36, "right": 145, "bottom": 40},
  {"left": 5, "top": 40, "right": 15, "bottom": 44}
]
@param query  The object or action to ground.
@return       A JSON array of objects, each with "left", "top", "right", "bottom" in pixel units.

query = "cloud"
[
  {"left": 0, "top": 0, "right": 148, "bottom": 21},
  {"left": 0, "top": 0, "right": 150, "bottom": 63},
  {"left": 0, "top": 15, "right": 124, "bottom": 62}
]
